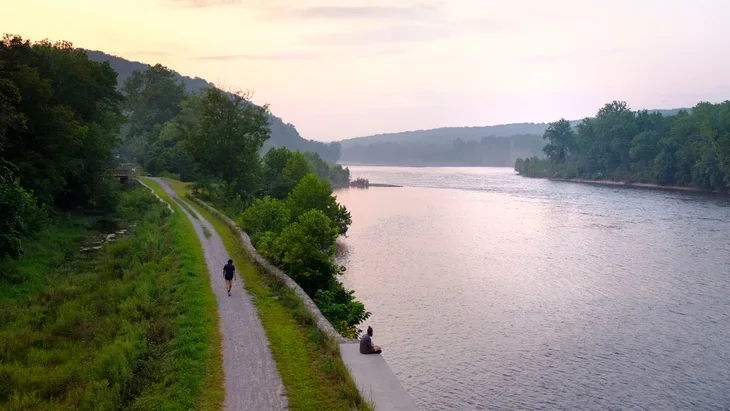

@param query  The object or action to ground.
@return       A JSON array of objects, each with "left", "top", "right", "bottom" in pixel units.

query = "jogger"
[{"left": 223, "top": 259, "right": 236, "bottom": 296}]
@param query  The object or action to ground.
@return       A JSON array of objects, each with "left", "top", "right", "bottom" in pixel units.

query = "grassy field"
[
  {"left": 163, "top": 178, "right": 372, "bottom": 411},
  {"left": 0, "top": 184, "right": 223, "bottom": 410}
]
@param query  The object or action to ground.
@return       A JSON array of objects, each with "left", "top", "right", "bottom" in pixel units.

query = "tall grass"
[{"left": 0, "top": 185, "right": 222, "bottom": 410}]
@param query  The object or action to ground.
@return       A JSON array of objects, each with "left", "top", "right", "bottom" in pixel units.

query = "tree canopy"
[
  {"left": 0, "top": 35, "right": 122, "bottom": 257},
  {"left": 516, "top": 100, "right": 730, "bottom": 191}
]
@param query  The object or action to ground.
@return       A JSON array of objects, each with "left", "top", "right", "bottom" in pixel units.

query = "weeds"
[{"left": 0, "top": 185, "right": 222, "bottom": 410}]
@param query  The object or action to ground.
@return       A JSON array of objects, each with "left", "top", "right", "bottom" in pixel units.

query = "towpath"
[{"left": 151, "top": 177, "right": 287, "bottom": 411}]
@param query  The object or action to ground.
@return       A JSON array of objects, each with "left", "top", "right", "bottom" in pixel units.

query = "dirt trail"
[{"left": 151, "top": 178, "right": 287, "bottom": 411}]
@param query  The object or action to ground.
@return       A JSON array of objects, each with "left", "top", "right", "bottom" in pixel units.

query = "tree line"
[
  {"left": 1, "top": 35, "right": 123, "bottom": 259},
  {"left": 515, "top": 100, "right": 730, "bottom": 191}
]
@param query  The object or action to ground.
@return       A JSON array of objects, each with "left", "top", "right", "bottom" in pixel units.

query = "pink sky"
[{"left": 3, "top": 0, "right": 730, "bottom": 141}]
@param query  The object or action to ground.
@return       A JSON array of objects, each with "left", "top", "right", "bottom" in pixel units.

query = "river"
[{"left": 334, "top": 166, "right": 730, "bottom": 410}]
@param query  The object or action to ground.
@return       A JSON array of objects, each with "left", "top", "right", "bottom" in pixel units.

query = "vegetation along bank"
[{"left": 515, "top": 100, "right": 730, "bottom": 193}]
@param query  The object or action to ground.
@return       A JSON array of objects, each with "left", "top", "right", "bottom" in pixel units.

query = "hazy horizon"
[{"left": 3, "top": 0, "right": 730, "bottom": 142}]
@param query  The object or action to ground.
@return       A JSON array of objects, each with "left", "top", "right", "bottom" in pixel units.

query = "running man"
[{"left": 223, "top": 259, "right": 236, "bottom": 296}]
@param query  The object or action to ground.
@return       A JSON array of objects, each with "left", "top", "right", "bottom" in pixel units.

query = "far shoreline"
[{"left": 548, "top": 177, "right": 729, "bottom": 196}]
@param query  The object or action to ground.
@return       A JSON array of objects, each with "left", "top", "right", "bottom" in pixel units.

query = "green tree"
[
  {"left": 186, "top": 89, "right": 270, "bottom": 201},
  {"left": 542, "top": 118, "right": 574, "bottom": 163},
  {"left": 262, "top": 147, "right": 294, "bottom": 198},
  {"left": 236, "top": 196, "right": 290, "bottom": 244},
  {"left": 259, "top": 209, "right": 340, "bottom": 295},
  {"left": 0, "top": 162, "right": 44, "bottom": 259},
  {"left": 286, "top": 174, "right": 352, "bottom": 236},
  {"left": 314, "top": 282, "right": 371, "bottom": 338},
  {"left": 281, "top": 152, "right": 312, "bottom": 194},
  {"left": 328, "top": 164, "right": 351, "bottom": 188},
  {"left": 144, "top": 93, "right": 201, "bottom": 180},
  {"left": 120, "top": 64, "right": 185, "bottom": 166},
  {"left": 0, "top": 35, "right": 123, "bottom": 208}
]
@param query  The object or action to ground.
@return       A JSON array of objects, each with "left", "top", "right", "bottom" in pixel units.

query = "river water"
[{"left": 334, "top": 166, "right": 730, "bottom": 410}]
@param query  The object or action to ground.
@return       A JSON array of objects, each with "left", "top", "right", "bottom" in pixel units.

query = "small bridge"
[{"left": 112, "top": 168, "right": 135, "bottom": 183}]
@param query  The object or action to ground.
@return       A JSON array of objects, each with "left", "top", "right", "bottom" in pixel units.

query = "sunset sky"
[{"left": 2, "top": 0, "right": 730, "bottom": 141}]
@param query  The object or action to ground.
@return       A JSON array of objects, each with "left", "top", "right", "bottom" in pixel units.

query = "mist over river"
[{"left": 334, "top": 166, "right": 730, "bottom": 410}]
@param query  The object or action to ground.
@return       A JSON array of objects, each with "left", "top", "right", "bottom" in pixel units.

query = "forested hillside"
[
  {"left": 85, "top": 50, "right": 340, "bottom": 162},
  {"left": 515, "top": 101, "right": 730, "bottom": 191},
  {"left": 339, "top": 109, "right": 687, "bottom": 166},
  {"left": 340, "top": 109, "right": 687, "bottom": 149}
]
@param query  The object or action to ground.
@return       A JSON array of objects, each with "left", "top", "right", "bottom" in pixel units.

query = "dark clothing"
[
  {"left": 360, "top": 334, "right": 374, "bottom": 354},
  {"left": 223, "top": 263, "right": 235, "bottom": 280}
]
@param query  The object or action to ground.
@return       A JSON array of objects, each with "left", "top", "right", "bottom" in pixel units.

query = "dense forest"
[
  {"left": 515, "top": 101, "right": 730, "bottom": 191},
  {"left": 340, "top": 134, "right": 545, "bottom": 166},
  {"left": 85, "top": 50, "right": 341, "bottom": 163},
  {"left": 1, "top": 36, "right": 123, "bottom": 259}
]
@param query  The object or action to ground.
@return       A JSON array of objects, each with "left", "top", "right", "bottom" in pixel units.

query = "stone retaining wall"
[{"left": 189, "top": 197, "right": 355, "bottom": 344}]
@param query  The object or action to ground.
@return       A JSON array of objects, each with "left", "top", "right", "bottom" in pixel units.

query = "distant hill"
[
  {"left": 339, "top": 109, "right": 688, "bottom": 149},
  {"left": 85, "top": 50, "right": 340, "bottom": 162},
  {"left": 338, "top": 108, "right": 690, "bottom": 166}
]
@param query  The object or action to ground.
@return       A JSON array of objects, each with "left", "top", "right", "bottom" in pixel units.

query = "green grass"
[
  {"left": 0, "top": 184, "right": 223, "bottom": 410},
  {"left": 163, "top": 178, "right": 373, "bottom": 411},
  {"left": 174, "top": 197, "right": 199, "bottom": 220},
  {"left": 0, "top": 216, "right": 88, "bottom": 301},
  {"left": 138, "top": 177, "right": 224, "bottom": 409}
]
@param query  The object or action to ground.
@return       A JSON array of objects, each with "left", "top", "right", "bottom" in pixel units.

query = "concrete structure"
[{"left": 340, "top": 344, "right": 418, "bottom": 411}]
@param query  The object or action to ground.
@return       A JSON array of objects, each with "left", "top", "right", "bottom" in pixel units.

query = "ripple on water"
[{"left": 336, "top": 166, "right": 730, "bottom": 410}]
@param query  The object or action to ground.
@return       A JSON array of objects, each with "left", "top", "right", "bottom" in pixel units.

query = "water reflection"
[{"left": 335, "top": 166, "right": 730, "bottom": 410}]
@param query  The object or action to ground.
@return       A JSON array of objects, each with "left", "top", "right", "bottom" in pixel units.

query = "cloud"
[
  {"left": 303, "top": 16, "right": 509, "bottom": 47},
  {"left": 307, "top": 24, "right": 453, "bottom": 46},
  {"left": 162, "top": 0, "right": 240, "bottom": 8},
  {"left": 276, "top": 4, "right": 438, "bottom": 20},
  {"left": 193, "top": 52, "right": 316, "bottom": 61},
  {"left": 522, "top": 48, "right": 630, "bottom": 63},
  {"left": 122, "top": 51, "right": 175, "bottom": 57}
]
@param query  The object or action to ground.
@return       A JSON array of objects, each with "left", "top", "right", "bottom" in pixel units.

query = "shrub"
[
  {"left": 314, "top": 281, "right": 371, "bottom": 339},
  {"left": 236, "top": 197, "right": 290, "bottom": 245},
  {"left": 259, "top": 209, "right": 340, "bottom": 296},
  {"left": 286, "top": 174, "right": 352, "bottom": 236}
]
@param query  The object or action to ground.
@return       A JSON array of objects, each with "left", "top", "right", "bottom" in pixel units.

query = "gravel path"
[{"left": 151, "top": 178, "right": 287, "bottom": 411}]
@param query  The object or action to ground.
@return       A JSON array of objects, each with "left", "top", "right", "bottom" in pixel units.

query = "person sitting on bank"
[{"left": 360, "top": 326, "right": 382, "bottom": 354}]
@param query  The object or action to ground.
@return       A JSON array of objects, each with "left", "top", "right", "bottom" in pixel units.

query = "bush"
[
  {"left": 314, "top": 281, "right": 371, "bottom": 339},
  {"left": 286, "top": 174, "right": 352, "bottom": 236},
  {"left": 236, "top": 197, "right": 290, "bottom": 245},
  {"left": 0, "top": 163, "right": 46, "bottom": 259},
  {"left": 259, "top": 209, "right": 340, "bottom": 296}
]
